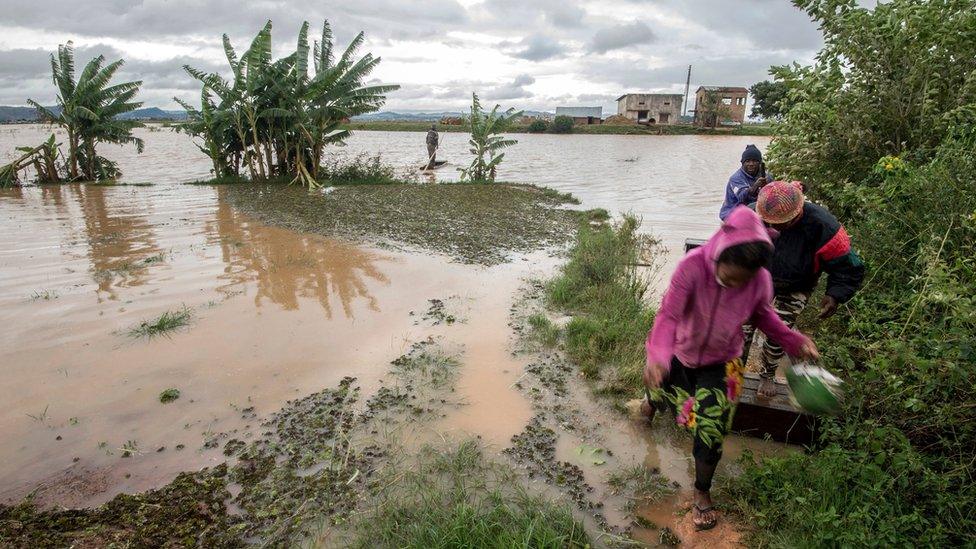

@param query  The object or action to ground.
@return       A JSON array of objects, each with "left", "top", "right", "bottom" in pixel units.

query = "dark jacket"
[{"left": 763, "top": 202, "right": 865, "bottom": 302}]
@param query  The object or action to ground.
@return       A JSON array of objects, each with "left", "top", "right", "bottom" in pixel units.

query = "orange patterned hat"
[{"left": 757, "top": 181, "right": 805, "bottom": 224}]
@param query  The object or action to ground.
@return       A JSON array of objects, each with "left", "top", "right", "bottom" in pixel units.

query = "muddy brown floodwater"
[
  {"left": 0, "top": 183, "right": 544, "bottom": 509},
  {"left": 1, "top": 126, "right": 789, "bottom": 546}
]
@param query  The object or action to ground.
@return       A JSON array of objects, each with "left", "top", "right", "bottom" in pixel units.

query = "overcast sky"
[{"left": 0, "top": 0, "right": 825, "bottom": 115}]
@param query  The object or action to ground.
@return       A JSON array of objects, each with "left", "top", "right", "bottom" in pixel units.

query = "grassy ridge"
[{"left": 540, "top": 215, "right": 658, "bottom": 397}]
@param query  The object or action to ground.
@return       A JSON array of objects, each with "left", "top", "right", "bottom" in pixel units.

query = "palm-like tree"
[
  {"left": 177, "top": 20, "right": 399, "bottom": 186},
  {"left": 459, "top": 93, "right": 522, "bottom": 183},
  {"left": 28, "top": 42, "right": 145, "bottom": 181}
]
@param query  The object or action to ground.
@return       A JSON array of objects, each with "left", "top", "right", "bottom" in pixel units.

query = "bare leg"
[{"left": 693, "top": 459, "right": 719, "bottom": 530}]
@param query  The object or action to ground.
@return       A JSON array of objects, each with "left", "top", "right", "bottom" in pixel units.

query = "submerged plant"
[
  {"left": 128, "top": 307, "right": 192, "bottom": 339},
  {"left": 159, "top": 388, "right": 181, "bottom": 403},
  {"left": 458, "top": 92, "right": 522, "bottom": 183},
  {"left": 0, "top": 134, "right": 64, "bottom": 186}
]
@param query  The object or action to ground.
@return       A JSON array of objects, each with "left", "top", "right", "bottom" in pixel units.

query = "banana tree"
[
  {"left": 178, "top": 19, "right": 399, "bottom": 186},
  {"left": 28, "top": 42, "right": 144, "bottom": 181},
  {"left": 459, "top": 93, "right": 522, "bottom": 183}
]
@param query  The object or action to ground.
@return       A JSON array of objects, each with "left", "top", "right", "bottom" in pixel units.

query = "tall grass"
[
  {"left": 546, "top": 215, "right": 658, "bottom": 395},
  {"left": 346, "top": 440, "right": 589, "bottom": 548}
]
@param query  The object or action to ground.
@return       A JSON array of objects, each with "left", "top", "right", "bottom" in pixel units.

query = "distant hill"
[
  {"left": 352, "top": 110, "right": 552, "bottom": 122},
  {"left": 0, "top": 106, "right": 188, "bottom": 123}
]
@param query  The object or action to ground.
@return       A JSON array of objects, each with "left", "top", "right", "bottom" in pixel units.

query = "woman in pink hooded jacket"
[{"left": 643, "top": 206, "right": 819, "bottom": 530}]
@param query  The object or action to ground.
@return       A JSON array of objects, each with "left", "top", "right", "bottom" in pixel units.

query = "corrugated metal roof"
[{"left": 555, "top": 106, "right": 602, "bottom": 118}]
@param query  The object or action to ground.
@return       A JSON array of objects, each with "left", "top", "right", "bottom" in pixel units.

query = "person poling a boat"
[
  {"left": 425, "top": 123, "right": 439, "bottom": 170},
  {"left": 641, "top": 206, "right": 819, "bottom": 531},
  {"left": 743, "top": 181, "right": 865, "bottom": 398},
  {"left": 719, "top": 144, "right": 771, "bottom": 221}
]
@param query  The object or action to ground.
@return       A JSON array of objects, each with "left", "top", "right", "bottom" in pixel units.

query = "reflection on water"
[{"left": 210, "top": 187, "right": 390, "bottom": 318}]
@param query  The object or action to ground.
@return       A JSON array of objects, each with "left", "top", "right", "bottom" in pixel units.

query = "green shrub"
[
  {"left": 527, "top": 119, "right": 549, "bottom": 133},
  {"left": 734, "top": 1, "right": 976, "bottom": 545},
  {"left": 549, "top": 116, "right": 574, "bottom": 134}
]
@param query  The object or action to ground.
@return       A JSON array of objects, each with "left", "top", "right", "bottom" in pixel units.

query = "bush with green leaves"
[
  {"left": 549, "top": 115, "right": 574, "bottom": 134},
  {"left": 527, "top": 119, "right": 548, "bottom": 133},
  {"left": 730, "top": 1, "right": 976, "bottom": 545}
]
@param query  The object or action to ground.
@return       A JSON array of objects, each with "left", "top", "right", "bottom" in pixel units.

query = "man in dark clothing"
[
  {"left": 719, "top": 144, "right": 770, "bottom": 221},
  {"left": 744, "top": 180, "right": 865, "bottom": 397},
  {"left": 425, "top": 124, "right": 439, "bottom": 169}
]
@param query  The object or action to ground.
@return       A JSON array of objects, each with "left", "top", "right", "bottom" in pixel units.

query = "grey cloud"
[
  {"left": 624, "top": 0, "right": 822, "bottom": 51},
  {"left": 590, "top": 21, "right": 656, "bottom": 53},
  {"left": 502, "top": 34, "right": 569, "bottom": 61}
]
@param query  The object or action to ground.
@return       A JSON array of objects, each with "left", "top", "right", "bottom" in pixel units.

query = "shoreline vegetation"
[{"left": 342, "top": 119, "right": 777, "bottom": 136}]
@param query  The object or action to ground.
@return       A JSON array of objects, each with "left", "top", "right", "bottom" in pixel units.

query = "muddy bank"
[{"left": 219, "top": 183, "right": 588, "bottom": 265}]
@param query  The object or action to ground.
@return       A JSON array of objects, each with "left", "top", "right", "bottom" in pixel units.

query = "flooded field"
[
  {"left": 1, "top": 125, "right": 784, "bottom": 546},
  {"left": 0, "top": 124, "right": 770, "bottom": 266}
]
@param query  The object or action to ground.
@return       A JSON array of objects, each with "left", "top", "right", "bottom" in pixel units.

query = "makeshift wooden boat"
[
  {"left": 419, "top": 160, "right": 448, "bottom": 171},
  {"left": 684, "top": 238, "right": 818, "bottom": 444}
]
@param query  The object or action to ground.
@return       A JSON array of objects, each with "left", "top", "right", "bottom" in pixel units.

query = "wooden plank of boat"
[{"left": 732, "top": 372, "right": 818, "bottom": 444}]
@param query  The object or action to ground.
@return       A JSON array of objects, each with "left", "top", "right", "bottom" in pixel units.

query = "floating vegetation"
[
  {"left": 159, "top": 388, "right": 181, "bottom": 403},
  {"left": 25, "top": 405, "right": 50, "bottom": 423},
  {"left": 222, "top": 182, "right": 590, "bottom": 265},
  {"left": 419, "top": 298, "right": 458, "bottom": 326},
  {"left": 389, "top": 339, "right": 460, "bottom": 389},
  {"left": 127, "top": 307, "right": 192, "bottom": 339},
  {"left": 120, "top": 440, "right": 140, "bottom": 458}
]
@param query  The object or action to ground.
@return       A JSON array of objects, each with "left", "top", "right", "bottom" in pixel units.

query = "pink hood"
[{"left": 646, "top": 206, "right": 808, "bottom": 369}]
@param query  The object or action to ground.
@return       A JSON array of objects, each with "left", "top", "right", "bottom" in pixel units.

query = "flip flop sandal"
[{"left": 693, "top": 504, "right": 718, "bottom": 531}]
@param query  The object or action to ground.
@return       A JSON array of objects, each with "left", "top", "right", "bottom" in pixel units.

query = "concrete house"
[
  {"left": 615, "top": 94, "right": 683, "bottom": 124},
  {"left": 693, "top": 86, "right": 748, "bottom": 127},
  {"left": 554, "top": 106, "right": 603, "bottom": 125}
]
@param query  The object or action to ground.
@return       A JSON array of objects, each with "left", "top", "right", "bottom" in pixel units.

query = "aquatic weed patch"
[
  {"left": 220, "top": 182, "right": 586, "bottom": 265},
  {"left": 0, "top": 465, "right": 240, "bottom": 548},
  {"left": 127, "top": 306, "right": 192, "bottom": 338}
]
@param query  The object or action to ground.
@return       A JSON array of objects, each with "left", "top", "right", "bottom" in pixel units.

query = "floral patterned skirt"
[{"left": 647, "top": 356, "right": 745, "bottom": 465}]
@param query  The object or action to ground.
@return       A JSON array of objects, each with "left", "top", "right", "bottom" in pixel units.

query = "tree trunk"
[{"left": 68, "top": 132, "right": 79, "bottom": 180}]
